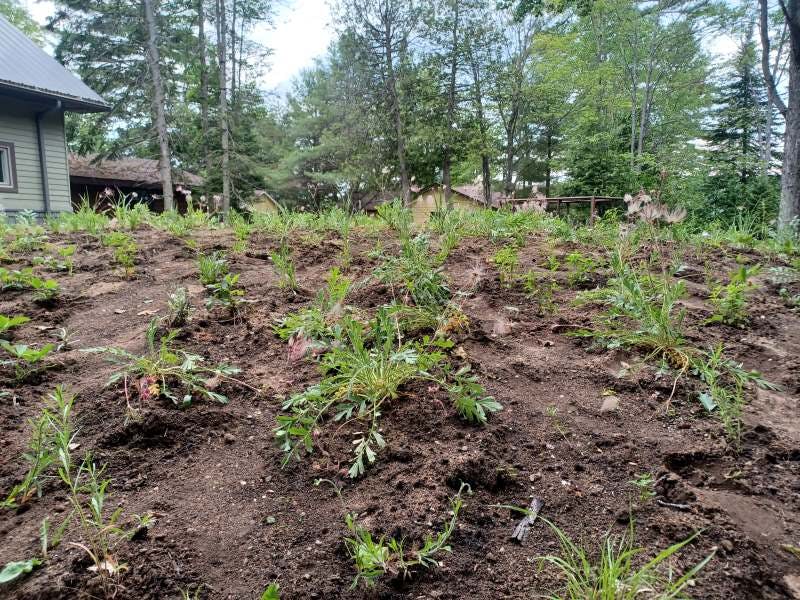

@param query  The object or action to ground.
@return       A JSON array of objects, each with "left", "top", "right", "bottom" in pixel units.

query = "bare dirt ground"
[{"left": 1, "top": 225, "right": 798, "bottom": 599}]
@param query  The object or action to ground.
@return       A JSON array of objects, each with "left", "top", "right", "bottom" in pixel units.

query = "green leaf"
[
  {"left": 261, "top": 582, "right": 280, "bottom": 600},
  {"left": 698, "top": 391, "right": 717, "bottom": 412},
  {"left": 0, "top": 558, "right": 42, "bottom": 584}
]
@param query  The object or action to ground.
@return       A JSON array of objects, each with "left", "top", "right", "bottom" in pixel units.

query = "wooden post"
[{"left": 590, "top": 195, "right": 596, "bottom": 225}]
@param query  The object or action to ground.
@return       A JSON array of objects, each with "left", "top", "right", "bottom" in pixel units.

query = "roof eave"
[{"left": 0, "top": 81, "right": 110, "bottom": 113}]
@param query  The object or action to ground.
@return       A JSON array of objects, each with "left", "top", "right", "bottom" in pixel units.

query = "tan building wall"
[{"left": 410, "top": 187, "right": 481, "bottom": 224}]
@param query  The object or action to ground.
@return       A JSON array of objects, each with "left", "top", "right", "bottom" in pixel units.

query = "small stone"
[
  {"left": 721, "top": 539, "right": 734, "bottom": 553},
  {"left": 224, "top": 432, "right": 236, "bottom": 443},
  {"left": 600, "top": 396, "right": 620, "bottom": 413},
  {"left": 303, "top": 573, "right": 311, "bottom": 580},
  {"left": 784, "top": 574, "right": 800, "bottom": 599}
]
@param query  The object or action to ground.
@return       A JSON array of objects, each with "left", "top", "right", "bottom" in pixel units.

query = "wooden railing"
[{"left": 545, "top": 195, "right": 624, "bottom": 224}]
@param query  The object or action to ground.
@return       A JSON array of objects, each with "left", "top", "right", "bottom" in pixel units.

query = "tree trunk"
[
  {"left": 143, "top": 0, "right": 173, "bottom": 211},
  {"left": 198, "top": 0, "right": 210, "bottom": 195},
  {"left": 442, "top": 2, "right": 459, "bottom": 207},
  {"left": 383, "top": 28, "right": 410, "bottom": 205},
  {"left": 468, "top": 45, "right": 491, "bottom": 204},
  {"left": 216, "top": 0, "right": 231, "bottom": 215},
  {"left": 780, "top": 48, "right": 800, "bottom": 230},
  {"left": 230, "top": 0, "right": 236, "bottom": 108},
  {"left": 545, "top": 130, "right": 552, "bottom": 197},
  {"left": 503, "top": 120, "right": 516, "bottom": 197}
]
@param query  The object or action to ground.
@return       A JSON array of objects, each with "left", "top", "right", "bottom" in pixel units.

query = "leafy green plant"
[
  {"left": 0, "top": 314, "right": 29, "bottom": 337},
  {"left": 344, "top": 484, "right": 467, "bottom": 588},
  {"left": 276, "top": 310, "right": 444, "bottom": 478},
  {"left": 443, "top": 364, "right": 501, "bottom": 424},
  {"left": 197, "top": 251, "right": 229, "bottom": 285},
  {"left": 706, "top": 265, "right": 760, "bottom": 327},
  {"left": 206, "top": 273, "right": 245, "bottom": 311},
  {"left": 2, "top": 386, "right": 74, "bottom": 508},
  {"left": 84, "top": 319, "right": 241, "bottom": 412},
  {"left": 492, "top": 244, "right": 520, "bottom": 287},
  {"left": 628, "top": 473, "right": 656, "bottom": 503},
  {"left": 0, "top": 267, "right": 60, "bottom": 301},
  {"left": 261, "top": 582, "right": 281, "bottom": 600},
  {"left": 274, "top": 268, "right": 352, "bottom": 352},
  {"left": 29, "top": 277, "right": 61, "bottom": 302},
  {"left": 0, "top": 558, "right": 42, "bottom": 584},
  {"left": 537, "top": 520, "right": 714, "bottom": 600},
  {"left": 0, "top": 340, "right": 54, "bottom": 381},
  {"left": 102, "top": 231, "right": 137, "bottom": 276}
]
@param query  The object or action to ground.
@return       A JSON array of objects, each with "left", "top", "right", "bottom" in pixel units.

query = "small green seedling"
[{"left": 0, "top": 340, "right": 54, "bottom": 381}]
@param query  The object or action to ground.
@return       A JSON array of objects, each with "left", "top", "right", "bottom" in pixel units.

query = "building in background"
[{"left": 0, "top": 16, "right": 109, "bottom": 217}]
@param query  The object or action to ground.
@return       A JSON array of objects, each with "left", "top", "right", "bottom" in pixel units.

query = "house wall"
[
  {"left": 249, "top": 198, "right": 280, "bottom": 214},
  {"left": 0, "top": 95, "right": 71, "bottom": 214},
  {"left": 410, "top": 188, "right": 481, "bottom": 224}
]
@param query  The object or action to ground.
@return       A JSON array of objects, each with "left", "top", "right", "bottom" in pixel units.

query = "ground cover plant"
[{"left": 0, "top": 208, "right": 797, "bottom": 600}]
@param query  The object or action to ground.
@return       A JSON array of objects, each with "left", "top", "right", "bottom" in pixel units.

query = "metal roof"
[{"left": 0, "top": 15, "right": 109, "bottom": 112}]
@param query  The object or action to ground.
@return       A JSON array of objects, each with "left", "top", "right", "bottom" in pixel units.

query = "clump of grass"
[
  {"left": 492, "top": 244, "right": 520, "bottom": 287},
  {"left": 111, "top": 196, "right": 151, "bottom": 230},
  {"left": 197, "top": 251, "right": 229, "bottom": 285},
  {"left": 522, "top": 270, "right": 558, "bottom": 314},
  {"left": 573, "top": 249, "right": 692, "bottom": 373},
  {"left": 270, "top": 244, "right": 297, "bottom": 291},
  {"left": 706, "top": 265, "right": 760, "bottom": 327},
  {"left": 691, "top": 344, "right": 776, "bottom": 448},
  {"left": 102, "top": 231, "right": 137, "bottom": 277},
  {"left": 565, "top": 251, "right": 598, "bottom": 287},
  {"left": 376, "top": 199, "right": 412, "bottom": 242},
  {"left": 345, "top": 483, "right": 468, "bottom": 588},
  {"left": 537, "top": 520, "right": 715, "bottom": 599},
  {"left": 49, "top": 199, "right": 109, "bottom": 234},
  {"left": 2, "top": 386, "right": 74, "bottom": 508},
  {"left": 228, "top": 210, "right": 252, "bottom": 253},
  {"left": 374, "top": 235, "right": 450, "bottom": 308}
]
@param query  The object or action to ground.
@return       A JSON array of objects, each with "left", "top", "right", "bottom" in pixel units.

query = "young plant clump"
[
  {"left": 537, "top": 520, "right": 715, "bottom": 599},
  {"left": 84, "top": 319, "right": 240, "bottom": 415},
  {"left": 345, "top": 483, "right": 468, "bottom": 588}
]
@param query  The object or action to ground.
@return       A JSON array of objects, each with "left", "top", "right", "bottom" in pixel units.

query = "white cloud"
[
  {"left": 20, "top": 0, "right": 334, "bottom": 94},
  {"left": 254, "top": 0, "right": 334, "bottom": 92}
]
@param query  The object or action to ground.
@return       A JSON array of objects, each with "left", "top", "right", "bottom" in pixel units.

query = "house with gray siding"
[{"left": 0, "top": 16, "right": 109, "bottom": 217}]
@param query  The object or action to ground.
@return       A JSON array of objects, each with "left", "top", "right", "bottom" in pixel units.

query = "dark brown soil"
[{"left": 1, "top": 226, "right": 798, "bottom": 599}]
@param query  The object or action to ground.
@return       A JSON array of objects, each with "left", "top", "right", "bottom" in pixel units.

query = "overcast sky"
[{"left": 21, "top": 0, "right": 335, "bottom": 94}]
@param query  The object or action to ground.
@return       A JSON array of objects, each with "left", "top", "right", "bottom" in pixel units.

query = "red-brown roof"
[{"left": 68, "top": 155, "right": 203, "bottom": 188}]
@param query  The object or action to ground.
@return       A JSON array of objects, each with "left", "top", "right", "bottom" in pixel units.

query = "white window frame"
[{"left": 0, "top": 142, "right": 18, "bottom": 193}]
